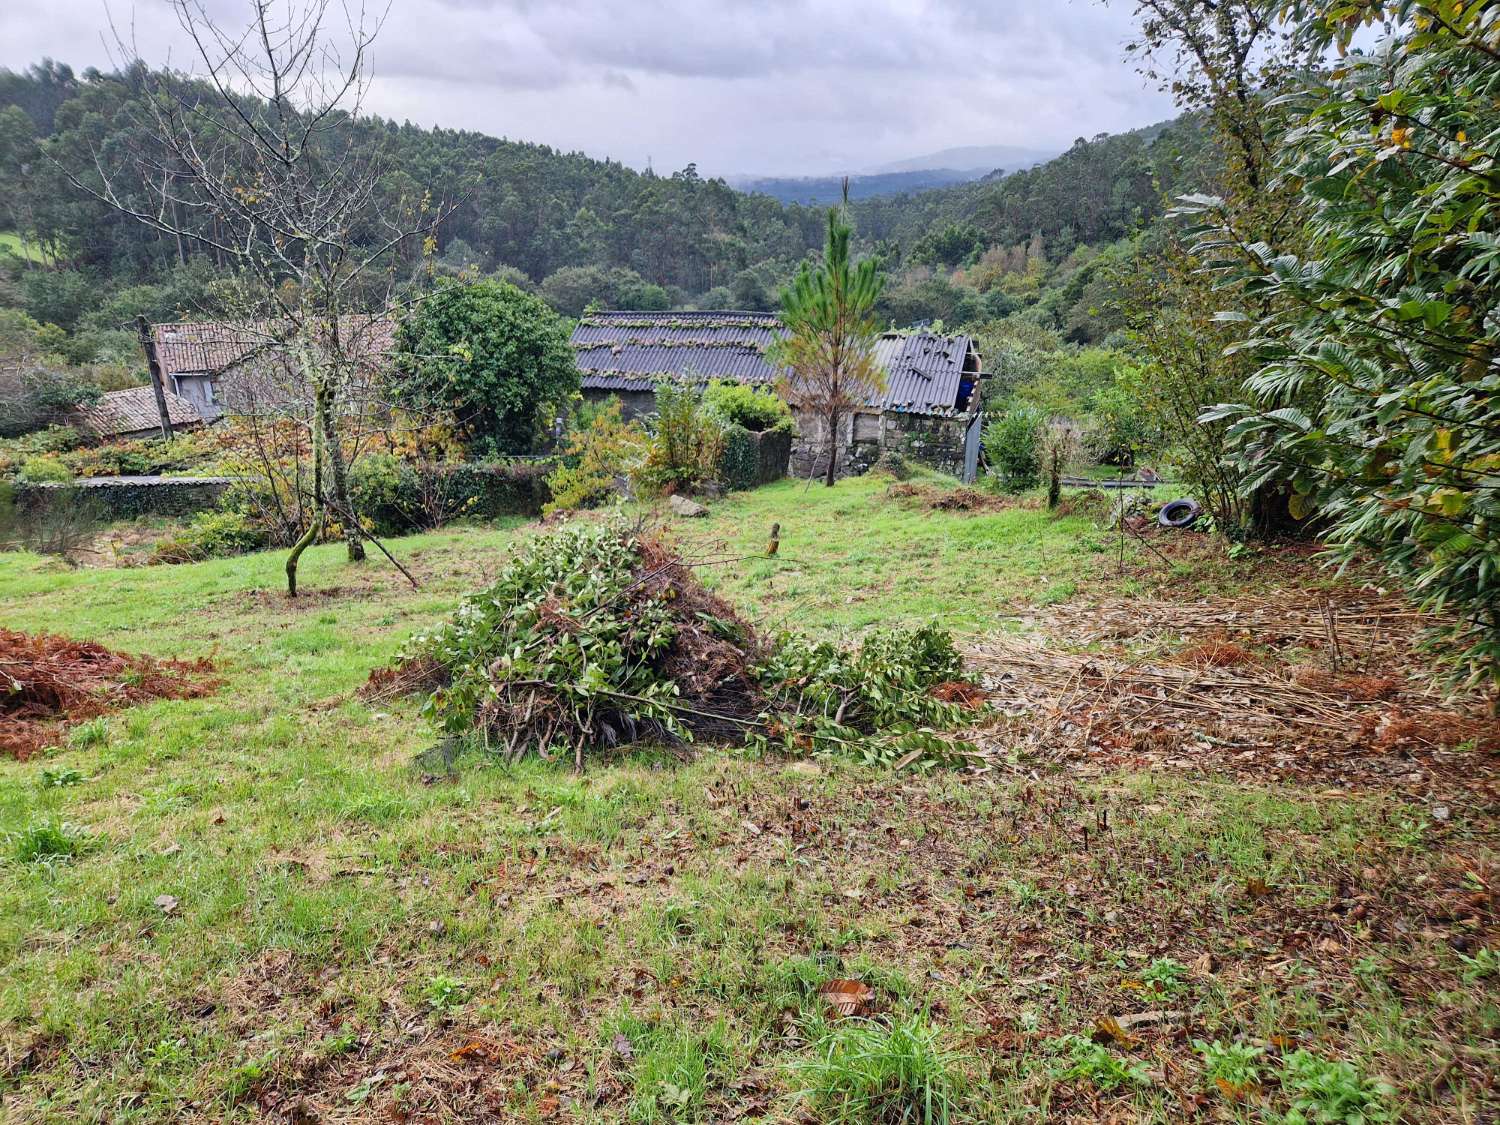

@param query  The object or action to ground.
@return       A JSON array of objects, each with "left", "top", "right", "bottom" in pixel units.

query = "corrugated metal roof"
[
  {"left": 572, "top": 310, "right": 783, "bottom": 392},
  {"left": 70, "top": 387, "right": 204, "bottom": 437},
  {"left": 871, "top": 332, "right": 974, "bottom": 414},
  {"left": 572, "top": 310, "right": 979, "bottom": 415}
]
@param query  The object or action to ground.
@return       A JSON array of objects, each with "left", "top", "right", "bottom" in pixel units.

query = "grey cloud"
[{"left": 1, "top": 0, "right": 1176, "bottom": 175}]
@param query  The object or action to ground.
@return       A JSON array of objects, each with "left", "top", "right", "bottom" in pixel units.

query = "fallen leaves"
[
  {"left": 818, "top": 979, "right": 874, "bottom": 1019},
  {"left": 1091, "top": 1015, "right": 1141, "bottom": 1048},
  {"left": 154, "top": 894, "right": 179, "bottom": 915}
]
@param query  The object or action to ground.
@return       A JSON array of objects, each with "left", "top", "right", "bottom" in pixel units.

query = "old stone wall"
[
  {"left": 15, "top": 476, "right": 237, "bottom": 521},
  {"left": 790, "top": 410, "right": 974, "bottom": 481},
  {"left": 582, "top": 389, "right": 657, "bottom": 421}
]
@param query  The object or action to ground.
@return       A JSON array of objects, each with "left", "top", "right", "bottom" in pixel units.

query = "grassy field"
[
  {"left": 1, "top": 474, "right": 1494, "bottom": 1123},
  {"left": 0, "top": 232, "right": 49, "bottom": 265}
]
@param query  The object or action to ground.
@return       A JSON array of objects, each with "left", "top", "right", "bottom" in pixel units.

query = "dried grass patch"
[{"left": 0, "top": 628, "right": 218, "bottom": 759}]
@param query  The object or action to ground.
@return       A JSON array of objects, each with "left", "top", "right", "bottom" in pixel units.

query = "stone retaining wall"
[
  {"left": 790, "top": 410, "right": 975, "bottom": 481},
  {"left": 15, "top": 476, "right": 238, "bottom": 521}
]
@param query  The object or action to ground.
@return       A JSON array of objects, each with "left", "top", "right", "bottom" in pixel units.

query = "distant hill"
[
  {"left": 728, "top": 168, "right": 987, "bottom": 206},
  {"left": 727, "top": 142, "right": 1060, "bottom": 205},
  {"left": 868, "top": 144, "right": 1057, "bottom": 176}
]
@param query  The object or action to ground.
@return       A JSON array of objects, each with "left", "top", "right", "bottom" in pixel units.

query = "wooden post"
[{"left": 137, "top": 315, "right": 174, "bottom": 441}]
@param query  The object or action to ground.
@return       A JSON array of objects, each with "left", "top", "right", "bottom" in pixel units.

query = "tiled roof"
[
  {"left": 151, "top": 317, "right": 396, "bottom": 377},
  {"left": 572, "top": 310, "right": 979, "bottom": 415},
  {"left": 70, "top": 387, "right": 203, "bottom": 437}
]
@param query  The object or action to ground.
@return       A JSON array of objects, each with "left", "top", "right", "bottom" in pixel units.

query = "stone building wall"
[{"left": 789, "top": 409, "right": 975, "bottom": 482}]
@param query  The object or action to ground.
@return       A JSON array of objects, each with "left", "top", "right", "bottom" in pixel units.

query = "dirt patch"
[
  {"left": 968, "top": 587, "right": 1499, "bottom": 798},
  {"left": 0, "top": 628, "right": 218, "bottom": 759},
  {"left": 887, "top": 482, "right": 1034, "bottom": 513}
]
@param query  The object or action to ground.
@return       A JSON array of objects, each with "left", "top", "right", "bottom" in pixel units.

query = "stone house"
[{"left": 571, "top": 310, "right": 986, "bottom": 482}]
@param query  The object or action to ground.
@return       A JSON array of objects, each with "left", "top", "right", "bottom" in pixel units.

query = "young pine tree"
[{"left": 770, "top": 185, "right": 886, "bottom": 486}]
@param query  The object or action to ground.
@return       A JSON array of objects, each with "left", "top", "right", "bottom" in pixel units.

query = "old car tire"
[{"left": 1158, "top": 499, "right": 1201, "bottom": 528}]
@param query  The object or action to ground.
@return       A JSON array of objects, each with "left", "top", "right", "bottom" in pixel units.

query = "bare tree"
[{"left": 66, "top": 0, "right": 446, "bottom": 594}]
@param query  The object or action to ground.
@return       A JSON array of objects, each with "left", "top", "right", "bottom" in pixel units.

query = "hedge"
[{"left": 350, "top": 457, "right": 555, "bottom": 535}]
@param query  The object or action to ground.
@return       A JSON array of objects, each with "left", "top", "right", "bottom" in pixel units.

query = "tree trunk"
[
  {"left": 319, "top": 387, "right": 365, "bottom": 562},
  {"left": 823, "top": 408, "right": 839, "bottom": 487},
  {"left": 286, "top": 391, "right": 327, "bottom": 597}
]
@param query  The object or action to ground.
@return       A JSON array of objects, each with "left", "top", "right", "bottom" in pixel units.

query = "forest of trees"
[{"left": 0, "top": 59, "right": 1211, "bottom": 348}]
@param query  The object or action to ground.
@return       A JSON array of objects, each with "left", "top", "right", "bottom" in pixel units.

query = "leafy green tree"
[
  {"left": 20, "top": 269, "right": 94, "bottom": 331},
  {"left": 1186, "top": 0, "right": 1500, "bottom": 688},
  {"left": 910, "top": 222, "right": 984, "bottom": 269},
  {"left": 1116, "top": 0, "right": 1309, "bottom": 534},
  {"left": 394, "top": 278, "right": 578, "bottom": 456},
  {"left": 769, "top": 192, "right": 886, "bottom": 486},
  {"left": 983, "top": 404, "right": 1045, "bottom": 491}
]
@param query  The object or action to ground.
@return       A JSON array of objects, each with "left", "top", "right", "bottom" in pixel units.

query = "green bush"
[
  {"left": 150, "top": 509, "right": 267, "bottom": 564},
  {"left": 545, "top": 400, "right": 648, "bottom": 514},
  {"left": 1086, "top": 378, "right": 1155, "bottom": 467},
  {"left": 634, "top": 382, "right": 723, "bottom": 496},
  {"left": 392, "top": 278, "right": 578, "bottom": 456},
  {"left": 349, "top": 453, "right": 418, "bottom": 536},
  {"left": 58, "top": 431, "right": 223, "bottom": 479},
  {"left": 701, "top": 380, "right": 792, "bottom": 434},
  {"left": 348, "top": 455, "right": 554, "bottom": 532},
  {"left": 17, "top": 455, "right": 73, "bottom": 483},
  {"left": 982, "top": 404, "right": 1045, "bottom": 491}
]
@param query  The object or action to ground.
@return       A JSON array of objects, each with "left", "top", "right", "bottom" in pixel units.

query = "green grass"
[
  {"left": 0, "top": 231, "right": 49, "bottom": 264},
  {"left": 675, "top": 473, "right": 1103, "bottom": 635},
  {"left": 0, "top": 475, "right": 1489, "bottom": 1122}
]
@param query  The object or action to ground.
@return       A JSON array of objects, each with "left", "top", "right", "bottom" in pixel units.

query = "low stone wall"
[
  {"left": 718, "top": 425, "right": 792, "bottom": 491},
  {"left": 790, "top": 410, "right": 975, "bottom": 481},
  {"left": 15, "top": 476, "right": 238, "bottom": 521}
]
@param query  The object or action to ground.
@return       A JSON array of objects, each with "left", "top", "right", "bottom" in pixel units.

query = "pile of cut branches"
[
  {"left": 373, "top": 523, "right": 981, "bottom": 768},
  {"left": 0, "top": 629, "right": 218, "bottom": 759}
]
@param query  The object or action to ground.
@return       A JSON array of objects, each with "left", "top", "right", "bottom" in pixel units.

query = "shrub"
[
  {"left": 150, "top": 509, "right": 267, "bottom": 564},
  {"left": 0, "top": 364, "right": 101, "bottom": 439},
  {"left": 633, "top": 382, "right": 722, "bottom": 496},
  {"left": 392, "top": 278, "right": 578, "bottom": 456},
  {"left": 545, "top": 400, "right": 649, "bottom": 513},
  {"left": 1085, "top": 378, "right": 1155, "bottom": 467},
  {"left": 982, "top": 404, "right": 1045, "bottom": 491},
  {"left": 16, "top": 488, "right": 103, "bottom": 557},
  {"left": 347, "top": 456, "right": 555, "bottom": 532},
  {"left": 349, "top": 453, "right": 418, "bottom": 536},
  {"left": 17, "top": 455, "right": 72, "bottom": 484},
  {"left": 57, "top": 430, "right": 223, "bottom": 479},
  {"left": 701, "top": 380, "right": 792, "bottom": 434},
  {"left": 790, "top": 1014, "right": 966, "bottom": 1125}
]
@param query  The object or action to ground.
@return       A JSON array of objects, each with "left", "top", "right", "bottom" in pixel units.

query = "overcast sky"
[{"left": 1, "top": 0, "right": 1177, "bottom": 177}]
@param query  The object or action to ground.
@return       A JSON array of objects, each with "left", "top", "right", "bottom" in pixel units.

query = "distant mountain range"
[{"left": 726, "top": 143, "right": 1059, "bottom": 206}]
